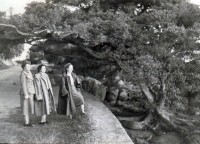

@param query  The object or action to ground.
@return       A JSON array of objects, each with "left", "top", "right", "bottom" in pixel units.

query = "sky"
[
  {"left": 0, "top": 0, "right": 45, "bottom": 14},
  {"left": 0, "top": 0, "right": 200, "bottom": 61},
  {"left": 190, "top": 0, "right": 200, "bottom": 5},
  {"left": 0, "top": 0, "right": 199, "bottom": 14}
]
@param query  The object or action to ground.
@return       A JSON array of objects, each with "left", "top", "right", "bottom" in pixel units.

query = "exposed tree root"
[{"left": 138, "top": 84, "right": 200, "bottom": 144}]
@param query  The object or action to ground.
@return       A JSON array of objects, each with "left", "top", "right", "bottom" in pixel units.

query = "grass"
[{"left": 0, "top": 106, "right": 93, "bottom": 144}]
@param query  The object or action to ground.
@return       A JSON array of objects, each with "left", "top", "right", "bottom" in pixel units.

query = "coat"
[
  {"left": 34, "top": 73, "right": 56, "bottom": 116},
  {"left": 19, "top": 70, "right": 35, "bottom": 96},
  {"left": 19, "top": 70, "right": 35, "bottom": 115},
  {"left": 57, "top": 72, "right": 82, "bottom": 116}
]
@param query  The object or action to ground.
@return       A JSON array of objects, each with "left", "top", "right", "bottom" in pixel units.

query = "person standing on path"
[
  {"left": 57, "top": 63, "right": 85, "bottom": 119},
  {"left": 34, "top": 64, "right": 56, "bottom": 124},
  {"left": 19, "top": 61, "right": 35, "bottom": 127}
]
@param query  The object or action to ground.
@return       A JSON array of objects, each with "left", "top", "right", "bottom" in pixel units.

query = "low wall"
[{"left": 81, "top": 76, "right": 107, "bottom": 102}]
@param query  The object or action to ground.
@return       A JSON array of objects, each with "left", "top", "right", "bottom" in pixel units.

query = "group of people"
[{"left": 19, "top": 61, "right": 85, "bottom": 127}]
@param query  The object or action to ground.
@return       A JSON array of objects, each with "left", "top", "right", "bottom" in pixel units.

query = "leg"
[
  {"left": 23, "top": 98, "right": 30, "bottom": 124},
  {"left": 41, "top": 115, "right": 47, "bottom": 122},
  {"left": 71, "top": 86, "right": 85, "bottom": 107},
  {"left": 81, "top": 104, "right": 85, "bottom": 114},
  {"left": 24, "top": 115, "right": 33, "bottom": 127},
  {"left": 39, "top": 114, "right": 48, "bottom": 125},
  {"left": 29, "top": 94, "right": 34, "bottom": 115},
  {"left": 24, "top": 115, "right": 29, "bottom": 124}
]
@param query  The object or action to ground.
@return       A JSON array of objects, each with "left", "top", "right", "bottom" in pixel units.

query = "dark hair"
[
  {"left": 21, "top": 60, "right": 31, "bottom": 69},
  {"left": 37, "top": 64, "right": 46, "bottom": 72},
  {"left": 64, "top": 63, "right": 72, "bottom": 73}
]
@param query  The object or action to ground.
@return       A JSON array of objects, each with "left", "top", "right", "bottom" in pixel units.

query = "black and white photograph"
[{"left": 0, "top": 0, "right": 200, "bottom": 143}]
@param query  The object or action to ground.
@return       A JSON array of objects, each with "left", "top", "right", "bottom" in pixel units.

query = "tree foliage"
[
  {"left": 0, "top": 0, "right": 199, "bottom": 107},
  {"left": 1, "top": 0, "right": 200, "bottom": 142}
]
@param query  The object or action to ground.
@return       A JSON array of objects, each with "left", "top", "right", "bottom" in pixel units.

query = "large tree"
[
  {"left": 0, "top": 12, "right": 25, "bottom": 59},
  {"left": 0, "top": 0, "right": 200, "bottom": 143}
]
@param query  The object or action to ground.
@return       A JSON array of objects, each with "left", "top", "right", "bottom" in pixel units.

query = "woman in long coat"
[
  {"left": 19, "top": 61, "right": 35, "bottom": 127},
  {"left": 57, "top": 63, "right": 85, "bottom": 118},
  {"left": 34, "top": 64, "right": 56, "bottom": 124}
]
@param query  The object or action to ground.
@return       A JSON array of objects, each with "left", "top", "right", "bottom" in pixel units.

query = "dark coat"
[{"left": 57, "top": 72, "right": 81, "bottom": 116}]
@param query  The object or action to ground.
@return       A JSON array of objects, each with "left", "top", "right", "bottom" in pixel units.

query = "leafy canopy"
[{"left": 0, "top": 0, "right": 200, "bottom": 111}]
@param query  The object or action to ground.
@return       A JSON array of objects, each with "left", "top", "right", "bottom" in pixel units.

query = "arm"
[
  {"left": 73, "top": 73, "right": 82, "bottom": 88},
  {"left": 76, "top": 76, "right": 82, "bottom": 89},
  {"left": 21, "top": 73, "right": 29, "bottom": 99},
  {"left": 47, "top": 75, "right": 54, "bottom": 95}
]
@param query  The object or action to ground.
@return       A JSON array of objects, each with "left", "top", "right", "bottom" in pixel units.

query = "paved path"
[
  {"left": 0, "top": 66, "right": 22, "bottom": 117},
  {"left": 0, "top": 66, "right": 134, "bottom": 144}
]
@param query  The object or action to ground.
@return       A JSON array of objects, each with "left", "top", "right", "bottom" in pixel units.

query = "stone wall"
[{"left": 82, "top": 76, "right": 107, "bottom": 102}]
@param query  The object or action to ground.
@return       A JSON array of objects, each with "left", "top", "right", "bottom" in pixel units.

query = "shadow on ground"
[{"left": 0, "top": 92, "right": 134, "bottom": 144}]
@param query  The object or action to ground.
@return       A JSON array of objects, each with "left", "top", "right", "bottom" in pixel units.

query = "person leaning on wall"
[
  {"left": 19, "top": 61, "right": 35, "bottom": 127},
  {"left": 57, "top": 63, "right": 85, "bottom": 119}
]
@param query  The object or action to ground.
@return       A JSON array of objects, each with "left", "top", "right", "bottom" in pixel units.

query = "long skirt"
[
  {"left": 34, "top": 90, "right": 55, "bottom": 116},
  {"left": 71, "top": 85, "right": 84, "bottom": 106},
  {"left": 20, "top": 94, "right": 34, "bottom": 116},
  {"left": 57, "top": 86, "right": 84, "bottom": 115},
  {"left": 34, "top": 99, "right": 47, "bottom": 116}
]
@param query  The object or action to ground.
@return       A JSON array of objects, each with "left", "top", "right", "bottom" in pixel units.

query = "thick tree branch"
[
  {"left": 0, "top": 23, "right": 33, "bottom": 36},
  {"left": 61, "top": 33, "right": 137, "bottom": 74},
  {"left": 141, "top": 84, "right": 155, "bottom": 105}
]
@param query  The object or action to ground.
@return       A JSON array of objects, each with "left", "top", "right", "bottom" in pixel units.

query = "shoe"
[
  {"left": 69, "top": 115, "right": 72, "bottom": 119},
  {"left": 38, "top": 121, "right": 48, "bottom": 125},
  {"left": 24, "top": 123, "right": 33, "bottom": 127}
]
